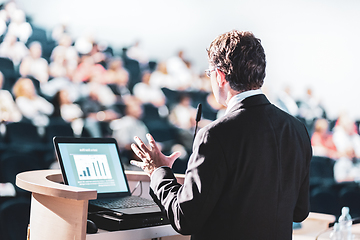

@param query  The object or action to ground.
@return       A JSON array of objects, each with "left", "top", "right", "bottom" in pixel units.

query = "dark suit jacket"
[{"left": 150, "top": 94, "right": 312, "bottom": 240}]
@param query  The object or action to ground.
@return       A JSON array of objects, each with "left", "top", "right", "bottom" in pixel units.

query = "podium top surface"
[
  {"left": 16, "top": 169, "right": 185, "bottom": 200},
  {"left": 16, "top": 169, "right": 97, "bottom": 200}
]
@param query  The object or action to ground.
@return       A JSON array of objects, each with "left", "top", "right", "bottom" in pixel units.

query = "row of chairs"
[
  {"left": 0, "top": 119, "right": 74, "bottom": 192},
  {"left": 309, "top": 155, "right": 360, "bottom": 219},
  {"left": 310, "top": 183, "right": 360, "bottom": 219},
  {"left": 0, "top": 197, "right": 30, "bottom": 240},
  {"left": 0, "top": 118, "right": 72, "bottom": 240},
  {"left": 161, "top": 88, "right": 218, "bottom": 121},
  {"left": 0, "top": 119, "right": 74, "bottom": 154}
]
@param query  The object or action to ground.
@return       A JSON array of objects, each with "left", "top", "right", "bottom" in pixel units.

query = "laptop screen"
[{"left": 54, "top": 137, "right": 130, "bottom": 196}]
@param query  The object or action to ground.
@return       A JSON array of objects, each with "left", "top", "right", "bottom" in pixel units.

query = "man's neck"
[
  {"left": 224, "top": 88, "right": 263, "bottom": 115},
  {"left": 224, "top": 88, "right": 243, "bottom": 107}
]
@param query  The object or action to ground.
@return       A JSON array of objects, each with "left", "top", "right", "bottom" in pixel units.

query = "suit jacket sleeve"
[
  {"left": 150, "top": 128, "right": 228, "bottom": 235},
  {"left": 293, "top": 169, "right": 310, "bottom": 222},
  {"left": 293, "top": 126, "right": 312, "bottom": 222}
]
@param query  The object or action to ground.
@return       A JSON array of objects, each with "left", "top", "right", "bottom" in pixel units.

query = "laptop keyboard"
[{"left": 92, "top": 196, "right": 156, "bottom": 209}]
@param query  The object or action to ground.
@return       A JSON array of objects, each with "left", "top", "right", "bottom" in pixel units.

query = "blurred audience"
[
  {"left": 168, "top": 93, "right": 197, "bottom": 152},
  {"left": 333, "top": 113, "right": 360, "bottom": 158},
  {"left": 78, "top": 80, "right": 119, "bottom": 137},
  {"left": 149, "top": 61, "right": 175, "bottom": 90},
  {"left": 332, "top": 113, "right": 360, "bottom": 182},
  {"left": 0, "top": 3, "right": 359, "bottom": 187},
  {"left": 110, "top": 97, "right": 148, "bottom": 165},
  {"left": 311, "top": 118, "right": 339, "bottom": 159},
  {"left": 297, "top": 87, "right": 327, "bottom": 128},
  {"left": 0, "top": 71, "right": 21, "bottom": 123},
  {"left": 50, "top": 33, "right": 79, "bottom": 78},
  {"left": 169, "top": 93, "right": 196, "bottom": 130},
  {"left": 74, "top": 29, "right": 94, "bottom": 55},
  {"left": 7, "top": 8, "right": 32, "bottom": 43},
  {"left": 126, "top": 40, "right": 149, "bottom": 68},
  {"left": 0, "top": 1, "right": 17, "bottom": 25},
  {"left": 51, "top": 17, "right": 70, "bottom": 43},
  {"left": 133, "top": 71, "right": 167, "bottom": 108},
  {"left": 104, "top": 57, "right": 130, "bottom": 97},
  {"left": 72, "top": 54, "right": 106, "bottom": 83},
  {"left": 89, "top": 42, "right": 108, "bottom": 67},
  {"left": 0, "top": 182, "right": 15, "bottom": 197},
  {"left": 51, "top": 89, "right": 84, "bottom": 135},
  {"left": 166, "top": 50, "right": 193, "bottom": 90},
  {"left": 196, "top": 72, "right": 212, "bottom": 93},
  {"left": 0, "top": 33, "right": 28, "bottom": 66},
  {"left": 275, "top": 86, "right": 299, "bottom": 117},
  {"left": 19, "top": 41, "right": 49, "bottom": 83},
  {"left": 12, "top": 77, "right": 54, "bottom": 127}
]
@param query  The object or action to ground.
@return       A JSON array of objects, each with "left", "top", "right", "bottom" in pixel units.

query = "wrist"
[{"left": 150, "top": 166, "right": 167, "bottom": 180}]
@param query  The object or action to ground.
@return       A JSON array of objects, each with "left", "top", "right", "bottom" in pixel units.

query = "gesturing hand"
[{"left": 130, "top": 133, "right": 181, "bottom": 176}]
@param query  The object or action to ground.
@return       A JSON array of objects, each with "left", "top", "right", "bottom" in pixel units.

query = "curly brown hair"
[{"left": 207, "top": 30, "right": 266, "bottom": 92}]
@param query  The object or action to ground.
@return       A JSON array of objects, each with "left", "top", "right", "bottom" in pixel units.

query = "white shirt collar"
[{"left": 225, "top": 89, "right": 263, "bottom": 115}]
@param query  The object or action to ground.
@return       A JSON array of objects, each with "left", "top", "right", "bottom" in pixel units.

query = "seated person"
[
  {"left": 133, "top": 71, "right": 166, "bottom": 108},
  {"left": 72, "top": 55, "right": 106, "bottom": 83},
  {"left": 168, "top": 93, "right": 197, "bottom": 152},
  {"left": 12, "top": 77, "right": 54, "bottom": 127},
  {"left": 19, "top": 41, "right": 49, "bottom": 83},
  {"left": 110, "top": 97, "right": 148, "bottom": 166},
  {"left": 311, "top": 118, "right": 339, "bottom": 159},
  {"left": 104, "top": 57, "right": 130, "bottom": 97},
  {"left": 0, "top": 71, "right": 22, "bottom": 123},
  {"left": 52, "top": 89, "right": 84, "bottom": 136},
  {"left": 0, "top": 33, "right": 29, "bottom": 66},
  {"left": 332, "top": 113, "right": 360, "bottom": 182},
  {"left": 79, "top": 80, "right": 119, "bottom": 137}
]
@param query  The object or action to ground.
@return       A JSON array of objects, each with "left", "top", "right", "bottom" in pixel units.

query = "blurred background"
[
  {"left": 13, "top": 0, "right": 360, "bottom": 120},
  {"left": 0, "top": 0, "right": 360, "bottom": 239}
]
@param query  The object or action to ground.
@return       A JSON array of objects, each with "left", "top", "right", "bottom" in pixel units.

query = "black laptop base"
[{"left": 88, "top": 204, "right": 170, "bottom": 231}]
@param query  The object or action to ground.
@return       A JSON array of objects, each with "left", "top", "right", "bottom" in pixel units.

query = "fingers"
[
  {"left": 130, "top": 160, "right": 141, "bottom": 168},
  {"left": 166, "top": 151, "right": 182, "bottom": 167},
  {"left": 130, "top": 160, "right": 144, "bottom": 169},
  {"left": 169, "top": 151, "right": 182, "bottom": 160},
  {"left": 131, "top": 143, "right": 146, "bottom": 160},
  {"left": 133, "top": 136, "right": 151, "bottom": 159},
  {"left": 130, "top": 160, "right": 153, "bottom": 177},
  {"left": 146, "top": 133, "right": 157, "bottom": 151}
]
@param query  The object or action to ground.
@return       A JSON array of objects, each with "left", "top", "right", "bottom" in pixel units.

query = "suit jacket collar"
[{"left": 226, "top": 94, "right": 271, "bottom": 114}]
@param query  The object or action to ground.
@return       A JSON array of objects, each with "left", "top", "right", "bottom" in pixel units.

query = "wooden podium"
[
  {"left": 16, "top": 169, "right": 187, "bottom": 240},
  {"left": 16, "top": 169, "right": 96, "bottom": 240}
]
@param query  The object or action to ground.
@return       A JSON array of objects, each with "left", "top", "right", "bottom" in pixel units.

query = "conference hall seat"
[
  {"left": 0, "top": 197, "right": 31, "bottom": 240},
  {"left": 42, "top": 118, "right": 74, "bottom": 168},
  {"left": 310, "top": 186, "right": 340, "bottom": 218},
  {"left": 4, "top": 121, "right": 44, "bottom": 153},
  {"left": 309, "top": 156, "right": 336, "bottom": 190},
  {"left": 0, "top": 57, "right": 18, "bottom": 91},
  {"left": 0, "top": 152, "right": 43, "bottom": 197},
  {"left": 339, "top": 186, "right": 360, "bottom": 219}
]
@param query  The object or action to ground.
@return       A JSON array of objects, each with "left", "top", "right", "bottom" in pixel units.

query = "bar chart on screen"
[{"left": 73, "top": 154, "right": 112, "bottom": 180}]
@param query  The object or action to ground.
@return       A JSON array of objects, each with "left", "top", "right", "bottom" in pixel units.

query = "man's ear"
[{"left": 216, "top": 69, "right": 227, "bottom": 87}]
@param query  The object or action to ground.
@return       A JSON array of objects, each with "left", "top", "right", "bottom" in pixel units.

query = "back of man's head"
[{"left": 207, "top": 30, "right": 266, "bottom": 92}]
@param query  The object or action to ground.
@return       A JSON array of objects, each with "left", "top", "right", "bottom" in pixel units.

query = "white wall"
[{"left": 12, "top": 0, "right": 360, "bottom": 120}]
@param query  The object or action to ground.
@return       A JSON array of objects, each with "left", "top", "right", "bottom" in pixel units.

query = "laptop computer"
[{"left": 53, "top": 136, "right": 169, "bottom": 230}]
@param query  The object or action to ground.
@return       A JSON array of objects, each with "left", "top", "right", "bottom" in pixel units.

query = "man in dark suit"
[{"left": 130, "top": 30, "right": 312, "bottom": 239}]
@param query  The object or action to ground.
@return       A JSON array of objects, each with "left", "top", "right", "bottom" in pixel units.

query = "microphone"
[{"left": 193, "top": 103, "right": 202, "bottom": 140}]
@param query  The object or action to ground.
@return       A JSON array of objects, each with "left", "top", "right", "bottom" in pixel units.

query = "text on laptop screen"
[{"left": 58, "top": 143, "right": 128, "bottom": 193}]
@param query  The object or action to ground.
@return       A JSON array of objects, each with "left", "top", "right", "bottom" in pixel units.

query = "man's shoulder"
[
  {"left": 199, "top": 100, "right": 307, "bottom": 136},
  {"left": 197, "top": 112, "right": 236, "bottom": 139}
]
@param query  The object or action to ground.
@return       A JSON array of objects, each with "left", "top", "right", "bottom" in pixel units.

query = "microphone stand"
[{"left": 193, "top": 103, "right": 202, "bottom": 141}]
